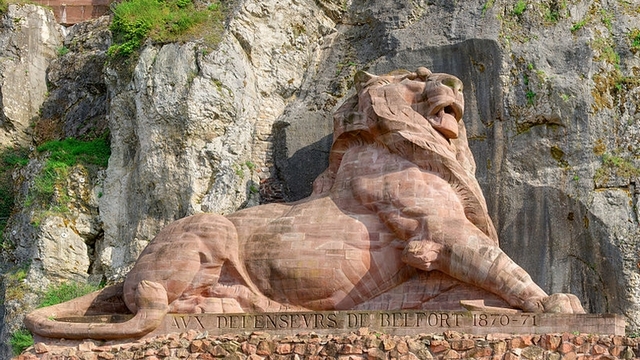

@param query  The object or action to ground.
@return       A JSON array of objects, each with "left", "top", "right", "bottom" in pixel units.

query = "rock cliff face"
[
  {"left": 0, "top": 0, "right": 640, "bottom": 354},
  {"left": 0, "top": 4, "right": 62, "bottom": 148}
]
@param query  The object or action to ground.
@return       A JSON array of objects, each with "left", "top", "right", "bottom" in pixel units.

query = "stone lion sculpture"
[{"left": 25, "top": 67, "right": 584, "bottom": 340}]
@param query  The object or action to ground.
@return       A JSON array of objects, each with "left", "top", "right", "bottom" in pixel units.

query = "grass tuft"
[
  {"left": 10, "top": 330, "right": 33, "bottom": 355},
  {"left": 38, "top": 282, "right": 102, "bottom": 308},
  {"left": 28, "top": 136, "right": 110, "bottom": 218},
  {"left": 108, "top": 0, "right": 228, "bottom": 58}
]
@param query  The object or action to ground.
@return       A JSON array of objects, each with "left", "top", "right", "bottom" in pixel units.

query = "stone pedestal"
[{"left": 145, "top": 310, "right": 625, "bottom": 338}]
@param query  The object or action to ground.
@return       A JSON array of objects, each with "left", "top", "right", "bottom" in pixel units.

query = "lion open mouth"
[{"left": 426, "top": 100, "right": 463, "bottom": 140}]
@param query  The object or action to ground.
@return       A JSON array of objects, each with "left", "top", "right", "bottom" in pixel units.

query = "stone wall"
[
  {"left": 15, "top": 330, "right": 640, "bottom": 360},
  {"left": 30, "top": 0, "right": 111, "bottom": 25}
]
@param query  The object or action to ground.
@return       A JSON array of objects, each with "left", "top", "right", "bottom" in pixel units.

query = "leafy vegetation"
[
  {"left": 543, "top": 0, "right": 565, "bottom": 24},
  {"left": 38, "top": 281, "right": 102, "bottom": 308},
  {"left": 10, "top": 330, "right": 33, "bottom": 355},
  {"left": 0, "top": 147, "right": 29, "bottom": 237},
  {"left": 8, "top": 281, "right": 101, "bottom": 356},
  {"left": 512, "top": 0, "right": 527, "bottom": 16},
  {"left": 481, "top": 0, "right": 495, "bottom": 15},
  {"left": 570, "top": 18, "right": 587, "bottom": 32},
  {"left": 600, "top": 9, "right": 613, "bottom": 32},
  {"left": 526, "top": 90, "right": 536, "bottom": 105},
  {"left": 29, "top": 136, "right": 110, "bottom": 217},
  {"left": 629, "top": 28, "right": 640, "bottom": 54},
  {"left": 4, "top": 263, "right": 29, "bottom": 300},
  {"left": 108, "top": 0, "right": 227, "bottom": 58},
  {"left": 595, "top": 153, "right": 640, "bottom": 184},
  {"left": 56, "top": 46, "right": 70, "bottom": 56}
]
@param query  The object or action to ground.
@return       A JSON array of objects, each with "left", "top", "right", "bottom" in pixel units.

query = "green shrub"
[
  {"left": 512, "top": 0, "right": 526, "bottom": 16},
  {"left": 570, "top": 19, "right": 587, "bottom": 33},
  {"left": 56, "top": 46, "right": 70, "bottom": 56},
  {"left": 0, "top": 147, "right": 29, "bottom": 236},
  {"left": 108, "top": 0, "right": 227, "bottom": 58},
  {"left": 38, "top": 282, "right": 102, "bottom": 308},
  {"left": 526, "top": 90, "right": 536, "bottom": 105},
  {"left": 630, "top": 28, "right": 640, "bottom": 53},
  {"left": 37, "top": 136, "right": 110, "bottom": 168},
  {"left": 30, "top": 136, "right": 110, "bottom": 212},
  {"left": 10, "top": 329, "right": 33, "bottom": 355}
]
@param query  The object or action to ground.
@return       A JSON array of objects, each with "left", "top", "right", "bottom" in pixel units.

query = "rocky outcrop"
[
  {"left": 0, "top": 4, "right": 62, "bottom": 148},
  {"left": 97, "top": 0, "right": 335, "bottom": 280},
  {"left": 37, "top": 16, "right": 110, "bottom": 143}
]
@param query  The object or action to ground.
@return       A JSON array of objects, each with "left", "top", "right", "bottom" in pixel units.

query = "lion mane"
[{"left": 312, "top": 69, "right": 498, "bottom": 244}]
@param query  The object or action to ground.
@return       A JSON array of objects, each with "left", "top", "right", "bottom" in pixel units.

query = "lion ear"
[{"left": 355, "top": 71, "right": 376, "bottom": 92}]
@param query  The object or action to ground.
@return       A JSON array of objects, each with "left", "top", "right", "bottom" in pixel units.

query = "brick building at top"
[{"left": 32, "top": 0, "right": 112, "bottom": 25}]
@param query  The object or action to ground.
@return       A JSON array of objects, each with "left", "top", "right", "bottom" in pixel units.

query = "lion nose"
[{"left": 441, "top": 76, "right": 463, "bottom": 93}]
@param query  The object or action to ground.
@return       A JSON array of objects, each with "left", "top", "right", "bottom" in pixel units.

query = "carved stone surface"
[
  {"left": 24, "top": 68, "right": 585, "bottom": 340},
  {"left": 147, "top": 311, "right": 624, "bottom": 337}
]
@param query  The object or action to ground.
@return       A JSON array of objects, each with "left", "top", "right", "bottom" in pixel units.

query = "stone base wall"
[
  {"left": 30, "top": 0, "right": 111, "bottom": 24},
  {"left": 15, "top": 329, "right": 640, "bottom": 360}
]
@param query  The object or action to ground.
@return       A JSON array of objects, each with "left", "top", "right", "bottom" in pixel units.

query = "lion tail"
[{"left": 24, "top": 282, "right": 166, "bottom": 340}]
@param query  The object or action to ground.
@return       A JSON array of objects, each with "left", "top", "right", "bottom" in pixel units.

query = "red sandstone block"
[
  {"left": 541, "top": 335, "right": 562, "bottom": 351},
  {"left": 293, "top": 343, "right": 306, "bottom": 355},
  {"left": 466, "top": 346, "right": 492, "bottom": 358},
  {"left": 612, "top": 336, "right": 624, "bottom": 346},
  {"left": 507, "top": 338, "right": 524, "bottom": 349},
  {"left": 276, "top": 343, "right": 292, "bottom": 355},
  {"left": 561, "top": 352, "right": 577, "bottom": 360},
  {"left": 382, "top": 338, "right": 396, "bottom": 351},
  {"left": 195, "top": 354, "right": 215, "bottom": 360},
  {"left": 34, "top": 342, "right": 49, "bottom": 354},
  {"left": 78, "top": 341, "right": 97, "bottom": 352},
  {"left": 559, "top": 342, "right": 575, "bottom": 354},
  {"left": 590, "top": 344, "right": 607, "bottom": 355},
  {"left": 339, "top": 355, "right": 365, "bottom": 360},
  {"left": 306, "top": 343, "right": 320, "bottom": 355},
  {"left": 503, "top": 352, "right": 520, "bottom": 360},
  {"left": 395, "top": 341, "right": 409, "bottom": 354},
  {"left": 365, "top": 348, "right": 387, "bottom": 360},
  {"left": 450, "top": 339, "right": 474, "bottom": 351},
  {"left": 491, "top": 340, "right": 507, "bottom": 355},
  {"left": 156, "top": 346, "right": 170, "bottom": 357},
  {"left": 575, "top": 343, "right": 591, "bottom": 354},
  {"left": 520, "top": 335, "right": 534, "bottom": 346},
  {"left": 341, "top": 344, "right": 364, "bottom": 354},
  {"left": 609, "top": 345, "right": 624, "bottom": 357},
  {"left": 210, "top": 345, "right": 230, "bottom": 357},
  {"left": 429, "top": 340, "right": 450, "bottom": 353},
  {"left": 398, "top": 353, "right": 420, "bottom": 360},
  {"left": 256, "top": 341, "right": 273, "bottom": 356},
  {"left": 175, "top": 348, "right": 190, "bottom": 358},
  {"left": 97, "top": 353, "right": 115, "bottom": 360},
  {"left": 442, "top": 349, "right": 461, "bottom": 359},
  {"left": 190, "top": 340, "right": 205, "bottom": 353}
]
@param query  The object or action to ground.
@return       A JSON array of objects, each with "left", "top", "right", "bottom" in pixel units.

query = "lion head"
[{"left": 312, "top": 67, "right": 498, "bottom": 243}]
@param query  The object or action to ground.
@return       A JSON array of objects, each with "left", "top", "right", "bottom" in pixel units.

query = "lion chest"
[{"left": 332, "top": 145, "right": 466, "bottom": 241}]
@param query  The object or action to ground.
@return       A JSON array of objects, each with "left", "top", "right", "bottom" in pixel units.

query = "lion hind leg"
[{"left": 25, "top": 281, "right": 169, "bottom": 340}]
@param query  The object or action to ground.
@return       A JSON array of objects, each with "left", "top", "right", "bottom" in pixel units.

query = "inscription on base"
[
  {"left": 161, "top": 311, "right": 546, "bottom": 335},
  {"left": 150, "top": 311, "right": 623, "bottom": 337}
]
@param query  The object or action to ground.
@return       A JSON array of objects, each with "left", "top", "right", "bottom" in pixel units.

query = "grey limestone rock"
[{"left": 1, "top": 0, "right": 640, "bottom": 347}]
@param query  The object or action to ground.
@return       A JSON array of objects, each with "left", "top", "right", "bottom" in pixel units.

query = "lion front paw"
[
  {"left": 135, "top": 280, "right": 169, "bottom": 311},
  {"left": 541, "top": 293, "right": 586, "bottom": 314}
]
